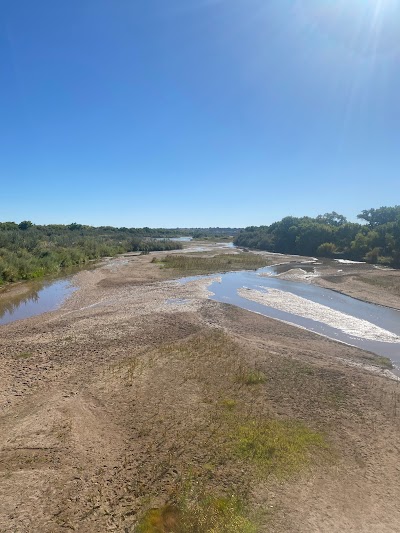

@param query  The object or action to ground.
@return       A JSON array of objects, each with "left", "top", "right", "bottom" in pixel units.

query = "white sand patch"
[
  {"left": 174, "top": 276, "right": 222, "bottom": 296},
  {"left": 178, "top": 276, "right": 222, "bottom": 298},
  {"left": 335, "top": 259, "right": 365, "bottom": 264},
  {"left": 237, "top": 287, "right": 400, "bottom": 343}
]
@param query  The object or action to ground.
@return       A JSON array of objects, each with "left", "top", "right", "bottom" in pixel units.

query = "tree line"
[
  {"left": 0, "top": 222, "right": 240, "bottom": 285},
  {"left": 0, "top": 223, "right": 184, "bottom": 284},
  {"left": 234, "top": 206, "right": 400, "bottom": 267}
]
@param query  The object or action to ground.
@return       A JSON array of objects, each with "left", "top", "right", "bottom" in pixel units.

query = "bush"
[{"left": 316, "top": 242, "right": 337, "bottom": 257}]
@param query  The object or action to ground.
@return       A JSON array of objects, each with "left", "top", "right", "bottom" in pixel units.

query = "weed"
[
  {"left": 15, "top": 352, "right": 32, "bottom": 359},
  {"left": 233, "top": 418, "right": 326, "bottom": 478},
  {"left": 373, "top": 356, "right": 393, "bottom": 369},
  {"left": 136, "top": 491, "right": 257, "bottom": 533},
  {"left": 136, "top": 505, "right": 180, "bottom": 533},
  {"left": 237, "top": 370, "right": 267, "bottom": 385},
  {"left": 220, "top": 398, "right": 237, "bottom": 410}
]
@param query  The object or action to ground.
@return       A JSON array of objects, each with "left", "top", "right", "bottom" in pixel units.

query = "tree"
[
  {"left": 357, "top": 206, "right": 400, "bottom": 228},
  {"left": 316, "top": 212, "right": 347, "bottom": 226},
  {"left": 18, "top": 220, "right": 33, "bottom": 230},
  {"left": 68, "top": 223, "right": 83, "bottom": 231}
]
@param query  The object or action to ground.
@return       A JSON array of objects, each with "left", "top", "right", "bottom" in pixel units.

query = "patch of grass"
[
  {"left": 374, "top": 356, "right": 393, "bottom": 369},
  {"left": 136, "top": 505, "right": 180, "bottom": 533},
  {"left": 136, "top": 493, "right": 257, "bottom": 533},
  {"left": 15, "top": 352, "right": 32, "bottom": 359},
  {"left": 237, "top": 370, "right": 267, "bottom": 385},
  {"left": 220, "top": 398, "right": 237, "bottom": 410},
  {"left": 359, "top": 352, "right": 393, "bottom": 370},
  {"left": 161, "top": 330, "right": 240, "bottom": 361},
  {"left": 158, "top": 254, "right": 272, "bottom": 275},
  {"left": 233, "top": 418, "right": 326, "bottom": 478}
]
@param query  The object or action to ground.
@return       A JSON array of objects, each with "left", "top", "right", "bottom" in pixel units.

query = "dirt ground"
[{"left": 1, "top": 245, "right": 400, "bottom": 532}]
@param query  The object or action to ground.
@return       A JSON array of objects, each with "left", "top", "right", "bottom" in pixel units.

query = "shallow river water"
[
  {"left": 0, "top": 278, "right": 76, "bottom": 326},
  {"left": 1, "top": 260, "right": 400, "bottom": 372},
  {"left": 180, "top": 263, "right": 400, "bottom": 370}
]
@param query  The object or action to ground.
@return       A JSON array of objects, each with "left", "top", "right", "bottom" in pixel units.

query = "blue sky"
[{"left": 1, "top": 0, "right": 399, "bottom": 227}]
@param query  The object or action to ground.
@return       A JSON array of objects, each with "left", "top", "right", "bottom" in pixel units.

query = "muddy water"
[{"left": 180, "top": 263, "right": 400, "bottom": 370}]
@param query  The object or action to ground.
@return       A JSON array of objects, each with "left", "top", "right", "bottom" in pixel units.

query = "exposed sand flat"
[{"left": 238, "top": 287, "right": 400, "bottom": 343}]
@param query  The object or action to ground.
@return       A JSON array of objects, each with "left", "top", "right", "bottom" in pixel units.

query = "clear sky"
[{"left": 1, "top": 0, "right": 399, "bottom": 227}]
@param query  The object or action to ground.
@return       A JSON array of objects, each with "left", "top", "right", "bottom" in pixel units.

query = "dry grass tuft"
[{"left": 237, "top": 369, "right": 267, "bottom": 385}]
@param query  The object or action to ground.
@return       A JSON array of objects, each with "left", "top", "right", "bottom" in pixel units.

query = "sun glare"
[{"left": 296, "top": 0, "right": 400, "bottom": 56}]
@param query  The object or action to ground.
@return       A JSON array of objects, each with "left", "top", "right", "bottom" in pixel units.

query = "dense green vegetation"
[
  {"left": 0, "top": 222, "right": 241, "bottom": 285},
  {"left": 0, "top": 222, "right": 188, "bottom": 285},
  {"left": 234, "top": 207, "right": 400, "bottom": 267}
]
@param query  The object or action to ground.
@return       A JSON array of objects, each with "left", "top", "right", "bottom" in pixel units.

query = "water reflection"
[
  {"left": 0, "top": 284, "right": 41, "bottom": 317},
  {"left": 0, "top": 279, "right": 76, "bottom": 326}
]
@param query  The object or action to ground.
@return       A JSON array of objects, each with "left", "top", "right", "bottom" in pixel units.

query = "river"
[
  {"left": 1, "top": 257, "right": 400, "bottom": 372},
  {"left": 179, "top": 261, "right": 400, "bottom": 371}
]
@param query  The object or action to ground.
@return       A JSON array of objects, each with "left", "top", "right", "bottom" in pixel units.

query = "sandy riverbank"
[
  {"left": 313, "top": 262, "right": 400, "bottom": 310},
  {"left": 1, "top": 243, "right": 400, "bottom": 532},
  {"left": 254, "top": 252, "right": 400, "bottom": 311}
]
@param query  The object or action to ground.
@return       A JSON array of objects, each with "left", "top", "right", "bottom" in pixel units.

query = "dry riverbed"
[{"left": 1, "top": 243, "right": 400, "bottom": 532}]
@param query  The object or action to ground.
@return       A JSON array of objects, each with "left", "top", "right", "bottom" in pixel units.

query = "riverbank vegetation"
[
  {"left": 0, "top": 222, "right": 188, "bottom": 285},
  {"left": 234, "top": 206, "right": 400, "bottom": 267},
  {"left": 154, "top": 253, "right": 272, "bottom": 275}
]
